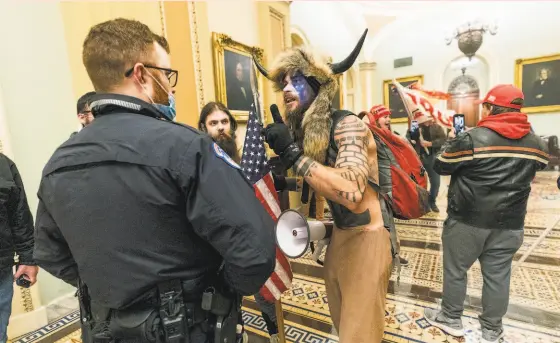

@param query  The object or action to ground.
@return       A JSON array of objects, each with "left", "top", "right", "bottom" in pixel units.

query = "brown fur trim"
[{"left": 268, "top": 47, "right": 338, "bottom": 163}]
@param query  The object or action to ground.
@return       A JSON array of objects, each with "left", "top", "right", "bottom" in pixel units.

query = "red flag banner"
[
  {"left": 409, "top": 82, "right": 451, "bottom": 101},
  {"left": 393, "top": 79, "right": 454, "bottom": 129}
]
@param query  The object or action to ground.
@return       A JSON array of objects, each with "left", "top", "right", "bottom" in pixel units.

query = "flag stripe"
[
  {"left": 274, "top": 257, "right": 293, "bottom": 288},
  {"left": 254, "top": 184, "right": 277, "bottom": 221},
  {"left": 240, "top": 109, "right": 293, "bottom": 303},
  {"left": 255, "top": 174, "right": 281, "bottom": 218},
  {"left": 264, "top": 279, "right": 282, "bottom": 300},
  {"left": 262, "top": 172, "right": 281, "bottom": 205}
]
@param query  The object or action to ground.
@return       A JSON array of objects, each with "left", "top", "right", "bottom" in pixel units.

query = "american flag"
[{"left": 240, "top": 105, "right": 293, "bottom": 302}]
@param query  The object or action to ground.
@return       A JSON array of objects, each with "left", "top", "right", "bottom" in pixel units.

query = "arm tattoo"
[
  {"left": 295, "top": 156, "right": 318, "bottom": 177},
  {"left": 333, "top": 116, "right": 370, "bottom": 203}
]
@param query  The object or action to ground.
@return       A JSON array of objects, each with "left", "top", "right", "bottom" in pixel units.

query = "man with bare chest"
[{"left": 255, "top": 29, "right": 393, "bottom": 342}]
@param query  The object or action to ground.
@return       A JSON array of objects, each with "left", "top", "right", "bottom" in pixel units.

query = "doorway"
[{"left": 447, "top": 73, "right": 480, "bottom": 127}]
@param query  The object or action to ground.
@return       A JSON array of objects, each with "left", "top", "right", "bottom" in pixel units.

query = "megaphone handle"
[{"left": 301, "top": 181, "right": 310, "bottom": 204}]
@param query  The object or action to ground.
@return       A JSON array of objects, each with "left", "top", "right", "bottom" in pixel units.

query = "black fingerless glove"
[
  {"left": 264, "top": 123, "right": 303, "bottom": 169},
  {"left": 280, "top": 143, "right": 303, "bottom": 169}
]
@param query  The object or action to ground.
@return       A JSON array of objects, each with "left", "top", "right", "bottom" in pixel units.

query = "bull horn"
[
  {"left": 330, "top": 29, "right": 368, "bottom": 75},
  {"left": 253, "top": 56, "right": 272, "bottom": 80}
]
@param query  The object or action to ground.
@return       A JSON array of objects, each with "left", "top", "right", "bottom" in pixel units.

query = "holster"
[
  {"left": 108, "top": 308, "right": 160, "bottom": 342},
  {"left": 201, "top": 287, "right": 239, "bottom": 343},
  {"left": 77, "top": 279, "right": 94, "bottom": 343}
]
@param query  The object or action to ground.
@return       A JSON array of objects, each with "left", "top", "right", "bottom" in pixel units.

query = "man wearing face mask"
[
  {"left": 33, "top": 18, "right": 276, "bottom": 343},
  {"left": 255, "top": 29, "right": 394, "bottom": 343}
]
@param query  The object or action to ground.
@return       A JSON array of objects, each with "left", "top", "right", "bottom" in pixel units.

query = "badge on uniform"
[{"left": 212, "top": 143, "right": 241, "bottom": 170}]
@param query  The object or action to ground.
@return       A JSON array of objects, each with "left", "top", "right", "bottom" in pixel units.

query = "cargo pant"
[{"left": 323, "top": 199, "right": 393, "bottom": 343}]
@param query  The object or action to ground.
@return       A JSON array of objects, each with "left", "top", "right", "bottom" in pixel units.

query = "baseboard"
[
  {"left": 44, "top": 291, "right": 79, "bottom": 323},
  {"left": 8, "top": 290, "right": 78, "bottom": 340},
  {"left": 7, "top": 306, "right": 48, "bottom": 339}
]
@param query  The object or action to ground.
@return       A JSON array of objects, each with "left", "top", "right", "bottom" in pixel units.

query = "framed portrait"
[
  {"left": 515, "top": 53, "right": 560, "bottom": 114},
  {"left": 383, "top": 75, "right": 424, "bottom": 123},
  {"left": 212, "top": 32, "right": 265, "bottom": 122},
  {"left": 332, "top": 75, "right": 344, "bottom": 110}
]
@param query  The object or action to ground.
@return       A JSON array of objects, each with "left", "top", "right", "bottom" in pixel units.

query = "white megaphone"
[{"left": 275, "top": 209, "right": 333, "bottom": 263}]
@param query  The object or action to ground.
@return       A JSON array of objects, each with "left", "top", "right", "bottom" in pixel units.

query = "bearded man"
[
  {"left": 198, "top": 101, "right": 241, "bottom": 163},
  {"left": 198, "top": 101, "right": 281, "bottom": 343},
  {"left": 255, "top": 29, "right": 393, "bottom": 343}
]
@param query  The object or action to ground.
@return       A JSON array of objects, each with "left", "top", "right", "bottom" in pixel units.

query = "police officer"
[{"left": 33, "top": 18, "right": 276, "bottom": 343}]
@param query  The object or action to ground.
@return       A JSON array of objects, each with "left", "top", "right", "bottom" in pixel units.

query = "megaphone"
[{"left": 275, "top": 209, "right": 333, "bottom": 261}]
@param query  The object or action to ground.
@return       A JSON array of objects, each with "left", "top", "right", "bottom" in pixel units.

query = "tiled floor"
[
  {"left": 245, "top": 171, "right": 560, "bottom": 342},
  {"left": 23, "top": 171, "right": 560, "bottom": 343}
]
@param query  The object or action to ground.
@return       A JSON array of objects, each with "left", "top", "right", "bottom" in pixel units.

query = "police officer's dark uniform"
[{"left": 33, "top": 94, "right": 276, "bottom": 343}]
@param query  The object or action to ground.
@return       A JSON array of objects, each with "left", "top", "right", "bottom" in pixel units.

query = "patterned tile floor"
[
  {"left": 272, "top": 274, "right": 560, "bottom": 343},
  {"left": 18, "top": 171, "right": 560, "bottom": 343}
]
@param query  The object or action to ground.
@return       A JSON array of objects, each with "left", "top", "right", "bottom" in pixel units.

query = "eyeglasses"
[{"left": 125, "top": 64, "right": 179, "bottom": 87}]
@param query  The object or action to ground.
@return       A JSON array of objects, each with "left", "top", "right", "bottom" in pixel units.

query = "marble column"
[{"left": 359, "top": 62, "right": 377, "bottom": 111}]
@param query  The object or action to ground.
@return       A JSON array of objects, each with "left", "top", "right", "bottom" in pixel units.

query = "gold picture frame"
[
  {"left": 515, "top": 53, "right": 560, "bottom": 114},
  {"left": 212, "top": 32, "right": 265, "bottom": 122},
  {"left": 383, "top": 75, "right": 424, "bottom": 123}
]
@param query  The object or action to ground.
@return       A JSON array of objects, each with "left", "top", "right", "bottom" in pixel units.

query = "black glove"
[
  {"left": 272, "top": 173, "right": 287, "bottom": 191},
  {"left": 263, "top": 123, "right": 303, "bottom": 169}
]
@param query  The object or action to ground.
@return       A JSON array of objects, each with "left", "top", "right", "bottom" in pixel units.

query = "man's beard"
[
  {"left": 285, "top": 103, "right": 309, "bottom": 150},
  {"left": 152, "top": 76, "right": 170, "bottom": 105},
  {"left": 215, "top": 131, "right": 240, "bottom": 163}
]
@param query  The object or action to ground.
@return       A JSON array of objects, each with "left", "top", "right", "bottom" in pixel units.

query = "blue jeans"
[
  {"left": 0, "top": 268, "right": 13, "bottom": 343},
  {"left": 422, "top": 154, "right": 441, "bottom": 204}
]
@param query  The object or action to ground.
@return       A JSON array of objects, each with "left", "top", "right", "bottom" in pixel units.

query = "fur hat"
[{"left": 254, "top": 29, "right": 368, "bottom": 163}]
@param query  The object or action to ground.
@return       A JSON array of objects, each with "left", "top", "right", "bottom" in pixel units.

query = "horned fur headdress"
[{"left": 254, "top": 29, "right": 368, "bottom": 163}]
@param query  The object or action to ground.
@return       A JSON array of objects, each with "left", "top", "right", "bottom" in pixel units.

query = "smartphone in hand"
[
  {"left": 453, "top": 114, "right": 465, "bottom": 135},
  {"left": 409, "top": 120, "right": 420, "bottom": 141},
  {"left": 14, "top": 263, "right": 31, "bottom": 288}
]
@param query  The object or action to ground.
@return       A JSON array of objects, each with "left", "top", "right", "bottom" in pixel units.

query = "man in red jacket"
[{"left": 426, "top": 85, "right": 549, "bottom": 343}]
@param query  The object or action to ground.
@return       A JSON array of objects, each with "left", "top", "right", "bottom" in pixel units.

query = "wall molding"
[
  {"left": 290, "top": 25, "right": 311, "bottom": 46},
  {"left": 188, "top": 2, "right": 205, "bottom": 112},
  {"left": 19, "top": 286, "right": 34, "bottom": 312},
  {"left": 359, "top": 61, "right": 377, "bottom": 71},
  {"left": 158, "top": 0, "right": 167, "bottom": 38}
]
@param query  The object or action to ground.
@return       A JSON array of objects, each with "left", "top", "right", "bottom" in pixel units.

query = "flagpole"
[
  {"left": 392, "top": 80, "right": 429, "bottom": 155},
  {"left": 275, "top": 299, "right": 287, "bottom": 343},
  {"left": 252, "top": 61, "right": 288, "bottom": 343}
]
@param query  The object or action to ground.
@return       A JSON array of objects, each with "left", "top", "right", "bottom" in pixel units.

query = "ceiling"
[{"left": 289, "top": 1, "right": 543, "bottom": 62}]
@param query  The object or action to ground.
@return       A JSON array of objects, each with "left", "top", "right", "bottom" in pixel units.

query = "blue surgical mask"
[
  {"left": 136, "top": 69, "right": 177, "bottom": 121},
  {"left": 153, "top": 94, "right": 176, "bottom": 121}
]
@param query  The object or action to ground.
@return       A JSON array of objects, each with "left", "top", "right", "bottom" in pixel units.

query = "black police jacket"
[
  {"left": 33, "top": 94, "right": 276, "bottom": 309},
  {"left": 434, "top": 112, "right": 549, "bottom": 230},
  {"left": 0, "top": 154, "right": 35, "bottom": 268}
]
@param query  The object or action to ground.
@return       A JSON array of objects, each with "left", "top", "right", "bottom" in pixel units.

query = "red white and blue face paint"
[{"left": 282, "top": 73, "right": 316, "bottom": 113}]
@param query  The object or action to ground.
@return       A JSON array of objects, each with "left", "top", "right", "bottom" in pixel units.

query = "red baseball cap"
[
  {"left": 370, "top": 105, "right": 391, "bottom": 121},
  {"left": 476, "top": 84, "right": 524, "bottom": 109}
]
